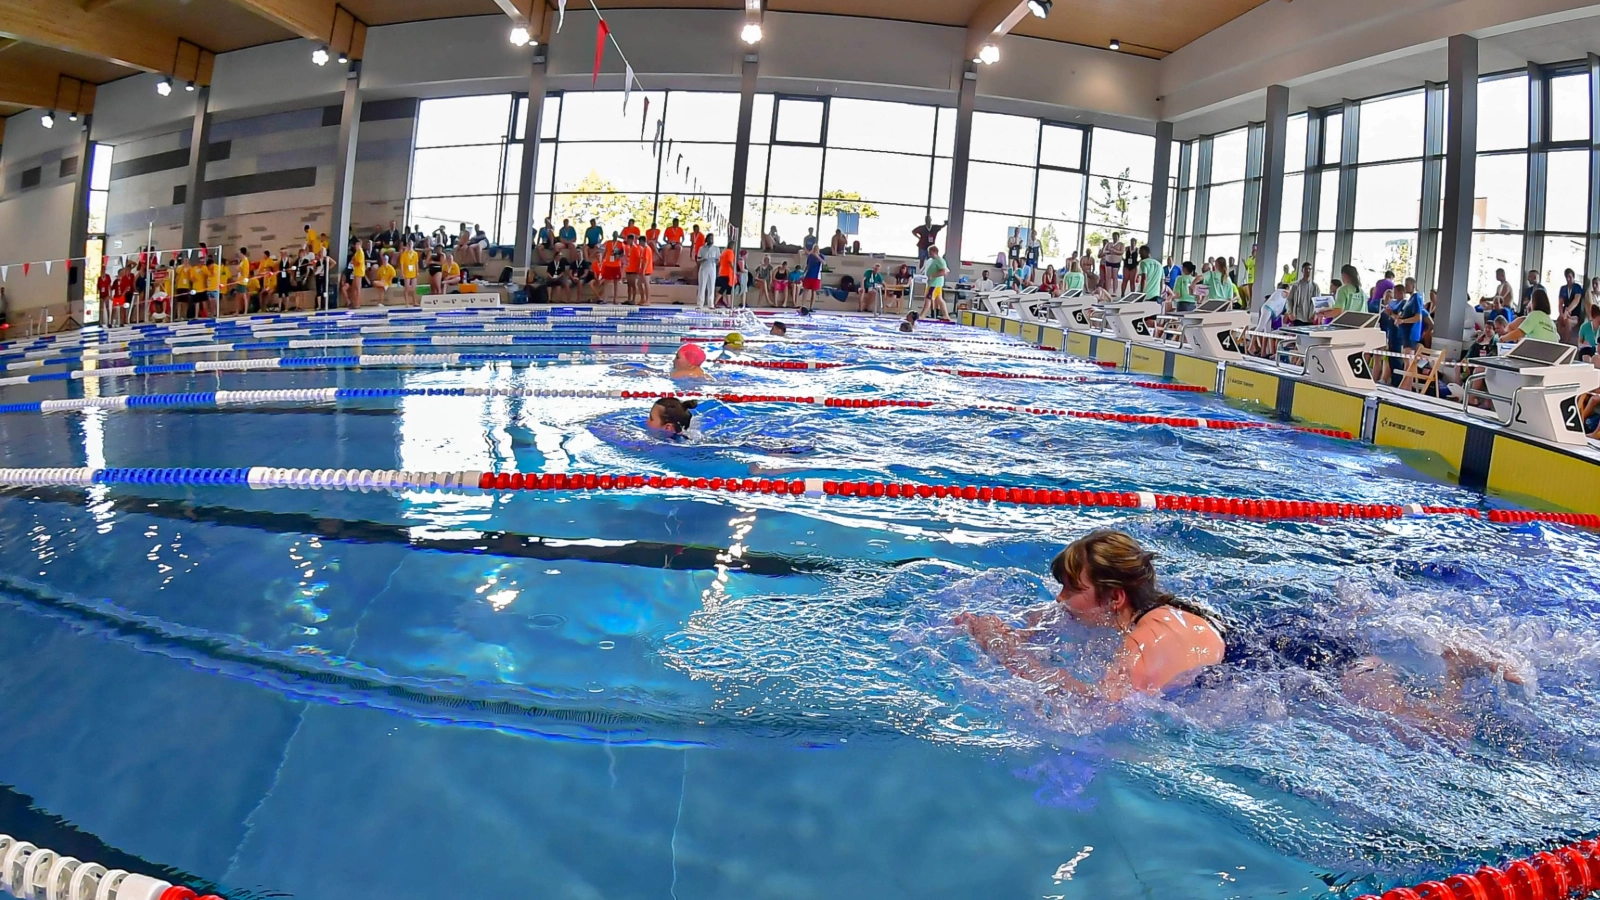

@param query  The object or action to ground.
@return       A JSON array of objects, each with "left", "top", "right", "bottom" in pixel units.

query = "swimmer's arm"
[{"left": 954, "top": 612, "right": 1103, "bottom": 699}]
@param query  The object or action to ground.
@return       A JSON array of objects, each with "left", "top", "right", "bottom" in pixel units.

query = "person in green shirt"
[
  {"left": 1282, "top": 260, "right": 1299, "bottom": 286},
  {"left": 1243, "top": 243, "right": 1258, "bottom": 295},
  {"left": 1200, "top": 257, "right": 1235, "bottom": 306},
  {"left": 1332, "top": 264, "right": 1365, "bottom": 316},
  {"left": 1504, "top": 289, "right": 1560, "bottom": 343},
  {"left": 1170, "top": 261, "right": 1198, "bottom": 312},
  {"left": 1579, "top": 303, "right": 1600, "bottom": 359},
  {"left": 920, "top": 247, "right": 949, "bottom": 320},
  {"left": 1136, "top": 245, "right": 1164, "bottom": 300},
  {"left": 1063, "top": 258, "right": 1086, "bottom": 294},
  {"left": 857, "top": 263, "right": 886, "bottom": 313}
]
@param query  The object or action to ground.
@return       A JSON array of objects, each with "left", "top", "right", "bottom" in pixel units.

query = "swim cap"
[
  {"left": 676, "top": 342, "right": 707, "bottom": 367},
  {"left": 724, "top": 332, "right": 745, "bottom": 349}
]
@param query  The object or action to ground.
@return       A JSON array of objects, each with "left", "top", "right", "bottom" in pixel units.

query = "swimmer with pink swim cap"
[{"left": 671, "top": 341, "right": 708, "bottom": 378}]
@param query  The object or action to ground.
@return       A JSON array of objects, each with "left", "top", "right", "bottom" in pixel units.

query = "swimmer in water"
[
  {"left": 957, "top": 529, "right": 1226, "bottom": 700},
  {"left": 646, "top": 396, "right": 700, "bottom": 435},
  {"left": 671, "top": 342, "right": 708, "bottom": 378},
  {"left": 723, "top": 332, "right": 746, "bottom": 353},
  {"left": 769, "top": 321, "right": 787, "bottom": 337}
]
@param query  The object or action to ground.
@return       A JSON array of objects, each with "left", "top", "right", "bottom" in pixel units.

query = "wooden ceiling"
[{"left": 0, "top": 0, "right": 1275, "bottom": 128}]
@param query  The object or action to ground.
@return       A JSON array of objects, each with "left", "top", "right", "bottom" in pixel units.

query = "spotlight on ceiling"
[
  {"left": 975, "top": 42, "right": 1000, "bottom": 65},
  {"left": 1027, "top": 0, "right": 1052, "bottom": 17},
  {"left": 185, "top": 80, "right": 196, "bottom": 92},
  {"left": 40, "top": 110, "right": 55, "bottom": 129},
  {"left": 337, "top": 49, "right": 350, "bottom": 63},
  {"left": 741, "top": 22, "right": 762, "bottom": 43},
  {"left": 68, "top": 111, "right": 78, "bottom": 122},
  {"left": 1108, "top": 37, "right": 1121, "bottom": 51},
  {"left": 509, "top": 24, "right": 531, "bottom": 46},
  {"left": 157, "top": 77, "right": 173, "bottom": 96},
  {"left": 312, "top": 45, "right": 330, "bottom": 66}
]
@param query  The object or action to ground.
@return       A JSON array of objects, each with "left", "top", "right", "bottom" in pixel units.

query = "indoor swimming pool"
[{"left": 0, "top": 307, "right": 1595, "bottom": 900}]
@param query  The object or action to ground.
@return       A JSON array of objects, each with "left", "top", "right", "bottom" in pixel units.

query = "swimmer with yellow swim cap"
[{"left": 723, "top": 332, "right": 746, "bottom": 351}]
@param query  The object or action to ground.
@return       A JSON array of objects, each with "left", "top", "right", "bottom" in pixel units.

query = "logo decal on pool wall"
[{"left": 1378, "top": 415, "right": 1429, "bottom": 438}]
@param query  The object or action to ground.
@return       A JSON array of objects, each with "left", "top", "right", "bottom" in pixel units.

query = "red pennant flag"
[
  {"left": 21, "top": 263, "right": 29, "bottom": 277},
  {"left": 592, "top": 19, "right": 610, "bottom": 87}
]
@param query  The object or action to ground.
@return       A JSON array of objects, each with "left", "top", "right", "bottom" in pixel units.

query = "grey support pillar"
[
  {"left": 1146, "top": 121, "right": 1173, "bottom": 258},
  {"left": 1587, "top": 53, "right": 1600, "bottom": 280},
  {"left": 1331, "top": 98, "right": 1360, "bottom": 271},
  {"left": 181, "top": 87, "right": 211, "bottom": 253},
  {"left": 1240, "top": 121, "right": 1265, "bottom": 266},
  {"left": 512, "top": 48, "right": 549, "bottom": 268},
  {"left": 1521, "top": 63, "right": 1547, "bottom": 291},
  {"left": 1416, "top": 80, "right": 1446, "bottom": 293},
  {"left": 328, "top": 60, "right": 364, "bottom": 276},
  {"left": 727, "top": 51, "right": 759, "bottom": 248},
  {"left": 1191, "top": 136, "right": 1214, "bottom": 263},
  {"left": 66, "top": 116, "right": 94, "bottom": 318},
  {"left": 1298, "top": 113, "right": 1323, "bottom": 281},
  {"left": 1171, "top": 141, "right": 1192, "bottom": 261},
  {"left": 1436, "top": 34, "right": 1479, "bottom": 346},
  {"left": 1252, "top": 84, "right": 1289, "bottom": 309},
  {"left": 942, "top": 64, "right": 979, "bottom": 271}
]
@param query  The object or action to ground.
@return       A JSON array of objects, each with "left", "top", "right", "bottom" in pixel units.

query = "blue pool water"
[{"left": 0, "top": 310, "right": 1596, "bottom": 899}]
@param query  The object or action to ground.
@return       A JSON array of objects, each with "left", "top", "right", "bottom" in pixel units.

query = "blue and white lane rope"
[{"left": 0, "top": 386, "right": 652, "bottom": 414}]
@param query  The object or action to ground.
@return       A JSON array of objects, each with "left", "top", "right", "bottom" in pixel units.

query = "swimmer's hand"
[
  {"left": 1442, "top": 645, "right": 1527, "bottom": 685},
  {"left": 956, "top": 611, "right": 1096, "bottom": 698},
  {"left": 954, "top": 612, "right": 1024, "bottom": 655}
]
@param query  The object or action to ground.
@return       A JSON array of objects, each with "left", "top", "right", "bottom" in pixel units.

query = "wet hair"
[
  {"left": 651, "top": 396, "right": 701, "bottom": 434},
  {"left": 797, "top": 307, "right": 812, "bottom": 317},
  {"left": 899, "top": 321, "right": 914, "bottom": 332},
  {"left": 1050, "top": 529, "right": 1223, "bottom": 632},
  {"left": 905, "top": 311, "right": 920, "bottom": 323},
  {"left": 770, "top": 322, "right": 787, "bottom": 335}
]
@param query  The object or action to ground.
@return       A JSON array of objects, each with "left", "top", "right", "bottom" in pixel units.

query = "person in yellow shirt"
[
  {"left": 211, "top": 253, "right": 228, "bottom": 317},
  {"left": 305, "top": 225, "right": 324, "bottom": 255},
  {"left": 231, "top": 250, "right": 252, "bottom": 316},
  {"left": 375, "top": 254, "right": 397, "bottom": 306},
  {"left": 398, "top": 241, "right": 420, "bottom": 306},
  {"left": 345, "top": 239, "right": 366, "bottom": 309},
  {"left": 258, "top": 250, "right": 278, "bottom": 311},
  {"left": 172, "top": 259, "right": 193, "bottom": 320},
  {"left": 442, "top": 253, "right": 462, "bottom": 292}
]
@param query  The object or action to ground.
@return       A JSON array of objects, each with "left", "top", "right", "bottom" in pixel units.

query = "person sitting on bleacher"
[{"left": 1502, "top": 288, "right": 1560, "bottom": 343}]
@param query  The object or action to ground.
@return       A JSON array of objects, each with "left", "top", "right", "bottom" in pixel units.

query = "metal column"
[
  {"left": 512, "top": 49, "right": 549, "bottom": 268},
  {"left": 328, "top": 60, "right": 364, "bottom": 275},
  {"left": 1252, "top": 84, "right": 1289, "bottom": 309},
  {"left": 1436, "top": 34, "right": 1479, "bottom": 346},
  {"left": 1146, "top": 121, "right": 1173, "bottom": 258},
  {"left": 1331, "top": 98, "right": 1360, "bottom": 271},
  {"left": 1298, "top": 112, "right": 1323, "bottom": 280},
  {"left": 1240, "top": 120, "right": 1265, "bottom": 268},
  {"left": 1170, "top": 140, "right": 1192, "bottom": 262},
  {"left": 180, "top": 87, "right": 211, "bottom": 252},
  {"left": 66, "top": 116, "right": 94, "bottom": 318},
  {"left": 1587, "top": 53, "right": 1600, "bottom": 281},
  {"left": 942, "top": 64, "right": 979, "bottom": 271},
  {"left": 728, "top": 51, "right": 759, "bottom": 248},
  {"left": 1416, "top": 80, "right": 1446, "bottom": 293},
  {"left": 1190, "top": 136, "right": 1213, "bottom": 263},
  {"left": 1522, "top": 62, "right": 1548, "bottom": 291}
]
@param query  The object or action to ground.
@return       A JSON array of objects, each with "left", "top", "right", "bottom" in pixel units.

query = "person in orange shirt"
[
  {"left": 621, "top": 218, "right": 641, "bottom": 239},
  {"left": 690, "top": 225, "right": 706, "bottom": 268},
  {"left": 623, "top": 234, "right": 646, "bottom": 305},
  {"left": 663, "top": 218, "right": 685, "bottom": 267},
  {"left": 644, "top": 221, "right": 662, "bottom": 263},
  {"left": 601, "top": 232, "right": 625, "bottom": 302},
  {"left": 640, "top": 233, "right": 655, "bottom": 306},
  {"left": 716, "top": 243, "right": 736, "bottom": 308}
]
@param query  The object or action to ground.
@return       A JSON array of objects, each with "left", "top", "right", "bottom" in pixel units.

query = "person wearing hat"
[
  {"left": 722, "top": 332, "right": 746, "bottom": 354},
  {"left": 671, "top": 342, "right": 708, "bottom": 378}
]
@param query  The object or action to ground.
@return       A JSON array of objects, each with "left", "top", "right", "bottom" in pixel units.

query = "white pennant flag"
[
  {"left": 558, "top": 0, "right": 566, "bottom": 32},
  {"left": 0, "top": 266, "right": 7, "bottom": 281},
  {"left": 44, "top": 260, "right": 51, "bottom": 275},
  {"left": 623, "top": 64, "right": 634, "bottom": 114}
]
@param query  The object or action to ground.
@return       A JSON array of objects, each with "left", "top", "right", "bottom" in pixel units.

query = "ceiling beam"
[
  {"left": 964, "top": 0, "right": 1031, "bottom": 58},
  {"left": 0, "top": 0, "right": 183, "bottom": 74},
  {"left": 0, "top": 64, "right": 96, "bottom": 114},
  {"left": 225, "top": 0, "right": 374, "bottom": 56},
  {"left": 80, "top": 0, "right": 131, "bottom": 11},
  {"left": 0, "top": 38, "right": 18, "bottom": 53}
]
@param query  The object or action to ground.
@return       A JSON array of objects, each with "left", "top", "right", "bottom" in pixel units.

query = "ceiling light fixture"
[
  {"left": 68, "top": 111, "right": 78, "bottom": 122},
  {"left": 741, "top": 22, "right": 762, "bottom": 43},
  {"left": 975, "top": 42, "right": 1000, "bottom": 65},
  {"left": 312, "top": 45, "right": 330, "bottom": 66},
  {"left": 1027, "top": 0, "right": 1052, "bottom": 17},
  {"left": 337, "top": 49, "right": 349, "bottom": 63},
  {"left": 40, "top": 111, "right": 55, "bottom": 129},
  {"left": 1108, "top": 37, "right": 1121, "bottom": 50},
  {"left": 509, "top": 24, "right": 531, "bottom": 46},
  {"left": 185, "top": 80, "right": 196, "bottom": 91},
  {"left": 157, "top": 77, "right": 173, "bottom": 96}
]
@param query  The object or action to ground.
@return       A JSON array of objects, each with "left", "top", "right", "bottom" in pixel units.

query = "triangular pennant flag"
[
  {"left": 43, "top": 260, "right": 51, "bottom": 275},
  {"left": 592, "top": 18, "right": 610, "bottom": 87},
  {"left": 22, "top": 263, "right": 29, "bottom": 277},
  {"left": 557, "top": 0, "right": 566, "bottom": 32},
  {"left": 641, "top": 97, "right": 650, "bottom": 140},
  {"left": 623, "top": 64, "right": 634, "bottom": 114},
  {"left": 0, "top": 266, "right": 7, "bottom": 281},
  {"left": 676, "top": 153, "right": 682, "bottom": 174}
]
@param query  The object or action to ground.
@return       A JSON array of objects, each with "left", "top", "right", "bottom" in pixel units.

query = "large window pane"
[
  {"left": 1357, "top": 91, "right": 1424, "bottom": 163},
  {"left": 766, "top": 145, "right": 823, "bottom": 197},
  {"left": 763, "top": 199, "right": 818, "bottom": 250},
  {"left": 1474, "top": 154, "right": 1526, "bottom": 230},
  {"left": 411, "top": 146, "right": 505, "bottom": 196},
  {"left": 89, "top": 144, "right": 114, "bottom": 191},
  {"left": 1286, "top": 114, "right": 1307, "bottom": 173},
  {"left": 1545, "top": 150, "right": 1588, "bottom": 232},
  {"left": 930, "top": 157, "right": 951, "bottom": 210},
  {"left": 965, "top": 211, "right": 1032, "bottom": 262},
  {"left": 1277, "top": 231, "right": 1301, "bottom": 281},
  {"left": 1210, "top": 129, "right": 1248, "bottom": 182},
  {"left": 1542, "top": 235, "right": 1586, "bottom": 291},
  {"left": 1090, "top": 128, "right": 1154, "bottom": 183},
  {"left": 1550, "top": 73, "right": 1590, "bottom": 144},
  {"left": 1086, "top": 174, "right": 1150, "bottom": 232},
  {"left": 501, "top": 143, "right": 523, "bottom": 197},
  {"left": 1207, "top": 182, "right": 1245, "bottom": 233},
  {"left": 840, "top": 201, "right": 930, "bottom": 258},
  {"left": 416, "top": 95, "right": 512, "bottom": 147},
  {"left": 536, "top": 144, "right": 555, "bottom": 193},
  {"left": 655, "top": 194, "right": 729, "bottom": 230},
  {"left": 1202, "top": 234, "right": 1240, "bottom": 264},
  {"left": 1318, "top": 170, "right": 1340, "bottom": 230},
  {"left": 559, "top": 91, "right": 665, "bottom": 141},
  {"left": 409, "top": 196, "right": 500, "bottom": 236},
  {"left": 1478, "top": 74, "right": 1528, "bottom": 151},
  {"left": 1323, "top": 112, "right": 1343, "bottom": 165},
  {"left": 970, "top": 112, "right": 1039, "bottom": 166},
  {"left": 1040, "top": 124, "right": 1085, "bottom": 169},
  {"left": 1469, "top": 232, "right": 1521, "bottom": 300},
  {"left": 751, "top": 94, "right": 774, "bottom": 144},
  {"left": 540, "top": 94, "right": 560, "bottom": 140},
  {"left": 663, "top": 92, "right": 739, "bottom": 142},
  {"left": 1033, "top": 217, "right": 1082, "bottom": 261},
  {"left": 965, "top": 161, "right": 1035, "bottom": 214},
  {"left": 822, "top": 148, "right": 932, "bottom": 205},
  {"left": 1352, "top": 161, "right": 1422, "bottom": 229},
  {"left": 935, "top": 107, "right": 956, "bottom": 157},
  {"left": 746, "top": 144, "right": 768, "bottom": 195},
  {"left": 1313, "top": 233, "right": 1334, "bottom": 287},
  {"left": 88, "top": 191, "right": 108, "bottom": 234},
  {"left": 1282, "top": 173, "right": 1304, "bottom": 230},
  {"left": 1035, "top": 169, "right": 1085, "bottom": 221},
  {"left": 1351, "top": 231, "right": 1415, "bottom": 288},
  {"left": 827, "top": 98, "right": 935, "bottom": 153},
  {"left": 775, "top": 98, "right": 824, "bottom": 144},
  {"left": 659, "top": 143, "right": 735, "bottom": 194},
  {"left": 551, "top": 142, "right": 661, "bottom": 193}
]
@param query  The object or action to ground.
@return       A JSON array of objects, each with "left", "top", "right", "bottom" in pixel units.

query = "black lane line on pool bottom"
[{"left": 0, "top": 486, "right": 920, "bottom": 577}]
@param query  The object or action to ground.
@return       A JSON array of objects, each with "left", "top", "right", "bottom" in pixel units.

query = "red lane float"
[{"left": 1355, "top": 838, "right": 1600, "bottom": 900}]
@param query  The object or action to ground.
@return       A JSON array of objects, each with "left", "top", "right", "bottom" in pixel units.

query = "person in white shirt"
[
  {"left": 696, "top": 233, "right": 719, "bottom": 309},
  {"left": 976, "top": 270, "right": 997, "bottom": 292}
]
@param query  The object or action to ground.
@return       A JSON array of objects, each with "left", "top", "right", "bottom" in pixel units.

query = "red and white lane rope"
[
  {"left": 0, "top": 834, "right": 220, "bottom": 900},
  {"left": 713, "top": 357, "right": 1207, "bottom": 390},
  {"left": 0, "top": 466, "right": 1591, "bottom": 528},
  {"left": 1356, "top": 837, "right": 1600, "bottom": 900}
]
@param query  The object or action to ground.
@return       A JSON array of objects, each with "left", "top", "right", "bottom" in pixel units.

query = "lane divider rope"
[
  {"left": 1355, "top": 837, "right": 1600, "bottom": 900},
  {"left": 0, "top": 833, "right": 221, "bottom": 900},
  {"left": 0, "top": 466, "right": 1587, "bottom": 527}
]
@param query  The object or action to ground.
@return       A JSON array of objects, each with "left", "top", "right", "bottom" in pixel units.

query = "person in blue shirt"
[
  {"left": 1166, "top": 255, "right": 1181, "bottom": 288},
  {"left": 584, "top": 219, "right": 604, "bottom": 251},
  {"left": 558, "top": 219, "right": 578, "bottom": 250},
  {"left": 537, "top": 217, "right": 555, "bottom": 249}
]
